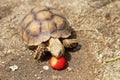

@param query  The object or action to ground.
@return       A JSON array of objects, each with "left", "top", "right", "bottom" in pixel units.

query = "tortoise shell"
[{"left": 19, "top": 6, "right": 71, "bottom": 46}]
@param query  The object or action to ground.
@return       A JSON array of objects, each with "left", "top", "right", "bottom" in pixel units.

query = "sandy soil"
[{"left": 0, "top": 0, "right": 120, "bottom": 80}]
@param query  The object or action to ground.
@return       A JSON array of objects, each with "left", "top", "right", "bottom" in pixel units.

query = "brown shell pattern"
[{"left": 19, "top": 6, "right": 71, "bottom": 46}]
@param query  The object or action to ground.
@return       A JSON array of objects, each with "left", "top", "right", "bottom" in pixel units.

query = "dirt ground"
[{"left": 0, "top": 0, "right": 120, "bottom": 80}]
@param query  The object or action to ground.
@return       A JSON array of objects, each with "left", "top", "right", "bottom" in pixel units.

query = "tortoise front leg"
[
  {"left": 34, "top": 43, "right": 48, "bottom": 60},
  {"left": 62, "top": 39, "right": 78, "bottom": 48}
]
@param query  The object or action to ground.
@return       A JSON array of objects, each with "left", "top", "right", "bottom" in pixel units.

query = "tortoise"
[{"left": 19, "top": 6, "right": 78, "bottom": 60}]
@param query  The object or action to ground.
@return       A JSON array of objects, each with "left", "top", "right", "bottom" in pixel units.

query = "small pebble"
[
  {"left": 2, "top": 61, "right": 5, "bottom": 64},
  {"left": 34, "top": 74, "right": 37, "bottom": 77},
  {"left": 67, "top": 67, "right": 73, "bottom": 72},
  {"left": 40, "top": 70, "right": 43, "bottom": 74},
  {"left": 43, "top": 65, "right": 49, "bottom": 70},
  {"left": 9, "top": 64, "right": 18, "bottom": 71},
  {"left": 30, "top": 52, "right": 33, "bottom": 55},
  {"left": 36, "top": 76, "right": 42, "bottom": 80},
  {"left": 52, "top": 75, "right": 62, "bottom": 80},
  {"left": 21, "top": 47, "right": 26, "bottom": 51},
  {"left": 7, "top": 50, "right": 12, "bottom": 53}
]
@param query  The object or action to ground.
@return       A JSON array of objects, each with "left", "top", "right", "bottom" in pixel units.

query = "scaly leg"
[
  {"left": 62, "top": 39, "right": 78, "bottom": 48},
  {"left": 34, "top": 43, "right": 48, "bottom": 60}
]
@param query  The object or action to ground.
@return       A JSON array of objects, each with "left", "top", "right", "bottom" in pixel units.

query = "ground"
[{"left": 0, "top": 0, "right": 120, "bottom": 80}]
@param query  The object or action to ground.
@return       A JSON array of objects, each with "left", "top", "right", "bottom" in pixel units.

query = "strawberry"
[{"left": 50, "top": 56, "right": 66, "bottom": 70}]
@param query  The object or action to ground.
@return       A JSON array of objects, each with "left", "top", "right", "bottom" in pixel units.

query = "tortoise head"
[{"left": 48, "top": 38, "right": 65, "bottom": 58}]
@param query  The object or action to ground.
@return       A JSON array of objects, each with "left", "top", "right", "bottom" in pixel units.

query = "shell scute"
[{"left": 20, "top": 6, "right": 71, "bottom": 46}]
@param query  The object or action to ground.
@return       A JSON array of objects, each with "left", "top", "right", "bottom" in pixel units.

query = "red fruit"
[{"left": 50, "top": 56, "right": 66, "bottom": 70}]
